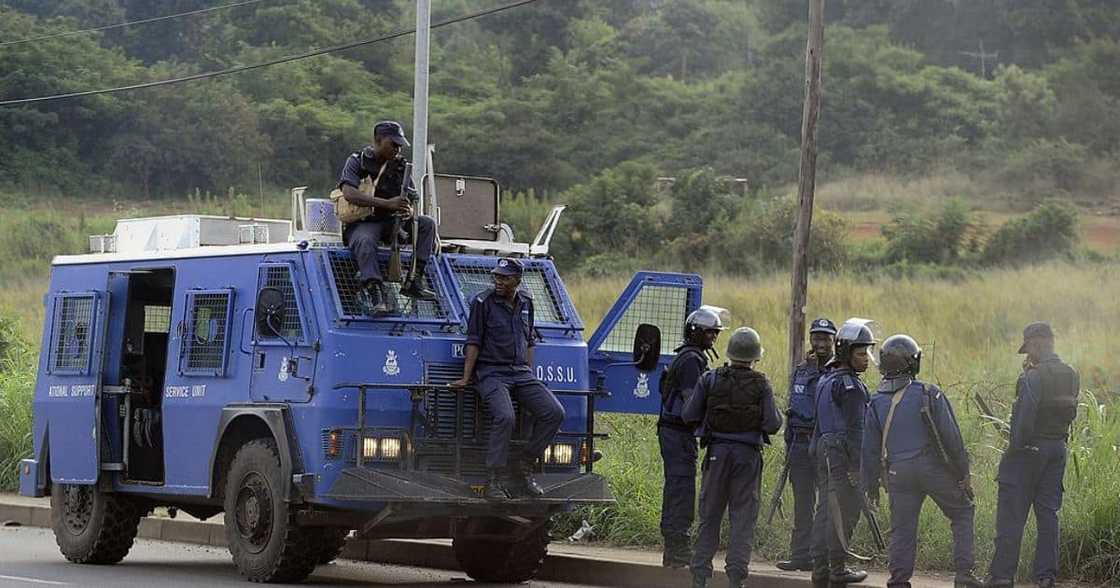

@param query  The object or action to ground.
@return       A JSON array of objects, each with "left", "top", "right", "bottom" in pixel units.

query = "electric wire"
[
  {"left": 0, "top": 0, "right": 268, "bottom": 48},
  {"left": 0, "top": 0, "right": 542, "bottom": 107}
]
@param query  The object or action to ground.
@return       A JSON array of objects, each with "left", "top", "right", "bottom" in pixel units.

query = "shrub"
[
  {"left": 720, "top": 197, "right": 850, "bottom": 274},
  {"left": 882, "top": 198, "right": 973, "bottom": 264},
  {"left": 982, "top": 200, "right": 1079, "bottom": 265},
  {"left": 997, "top": 139, "right": 1092, "bottom": 203}
]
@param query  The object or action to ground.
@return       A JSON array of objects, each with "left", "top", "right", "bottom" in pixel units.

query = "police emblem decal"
[
  {"left": 383, "top": 350, "right": 400, "bottom": 376},
  {"left": 633, "top": 372, "right": 650, "bottom": 398}
]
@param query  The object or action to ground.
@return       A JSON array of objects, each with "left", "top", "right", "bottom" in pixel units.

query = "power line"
[
  {"left": 0, "top": 0, "right": 542, "bottom": 107},
  {"left": 0, "top": 0, "right": 268, "bottom": 48}
]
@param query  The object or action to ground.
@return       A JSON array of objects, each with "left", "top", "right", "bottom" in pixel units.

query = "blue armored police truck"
[{"left": 18, "top": 182, "right": 702, "bottom": 583}]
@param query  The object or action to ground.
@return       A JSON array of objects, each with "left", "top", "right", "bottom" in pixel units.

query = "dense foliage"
[{"left": 0, "top": 1, "right": 1117, "bottom": 198}]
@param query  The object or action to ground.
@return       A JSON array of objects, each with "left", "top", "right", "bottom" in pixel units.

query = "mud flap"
[{"left": 587, "top": 272, "right": 702, "bottom": 415}]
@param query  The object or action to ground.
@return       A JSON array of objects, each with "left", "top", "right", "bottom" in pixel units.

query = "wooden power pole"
[{"left": 788, "top": 0, "right": 826, "bottom": 377}]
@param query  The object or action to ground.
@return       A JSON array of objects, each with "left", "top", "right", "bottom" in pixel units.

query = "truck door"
[
  {"left": 44, "top": 290, "right": 110, "bottom": 484},
  {"left": 249, "top": 261, "right": 317, "bottom": 402},
  {"left": 587, "top": 272, "right": 702, "bottom": 415}
]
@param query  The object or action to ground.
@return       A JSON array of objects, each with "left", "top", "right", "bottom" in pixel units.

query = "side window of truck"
[
  {"left": 180, "top": 289, "right": 234, "bottom": 376},
  {"left": 256, "top": 264, "right": 305, "bottom": 342},
  {"left": 48, "top": 294, "right": 97, "bottom": 374}
]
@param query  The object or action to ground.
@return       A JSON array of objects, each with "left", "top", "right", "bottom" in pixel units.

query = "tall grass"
[{"left": 565, "top": 263, "right": 1120, "bottom": 583}]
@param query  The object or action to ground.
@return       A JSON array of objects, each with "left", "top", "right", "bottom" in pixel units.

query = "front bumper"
[{"left": 324, "top": 467, "right": 614, "bottom": 505}]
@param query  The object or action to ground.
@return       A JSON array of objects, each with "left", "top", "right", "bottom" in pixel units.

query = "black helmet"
[
  {"left": 726, "top": 327, "right": 763, "bottom": 362},
  {"left": 878, "top": 334, "right": 922, "bottom": 378},
  {"left": 835, "top": 318, "right": 876, "bottom": 362},
  {"left": 684, "top": 305, "right": 727, "bottom": 347}
]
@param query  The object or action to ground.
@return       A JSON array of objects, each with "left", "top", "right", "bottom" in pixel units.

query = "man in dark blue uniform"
[
  {"left": 863, "top": 334, "right": 982, "bottom": 588},
  {"left": 337, "top": 120, "right": 438, "bottom": 314},
  {"left": 984, "top": 322, "right": 1079, "bottom": 588},
  {"left": 809, "top": 318, "right": 874, "bottom": 587},
  {"left": 777, "top": 317, "right": 837, "bottom": 572},
  {"left": 683, "top": 327, "right": 783, "bottom": 588},
  {"left": 658, "top": 306, "right": 725, "bottom": 568},
  {"left": 451, "top": 257, "right": 565, "bottom": 500}
]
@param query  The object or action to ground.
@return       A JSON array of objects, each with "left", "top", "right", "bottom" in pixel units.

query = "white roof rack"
[{"left": 90, "top": 215, "right": 293, "bottom": 255}]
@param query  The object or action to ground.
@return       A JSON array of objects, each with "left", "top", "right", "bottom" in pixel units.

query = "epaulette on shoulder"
[{"left": 842, "top": 375, "right": 856, "bottom": 390}]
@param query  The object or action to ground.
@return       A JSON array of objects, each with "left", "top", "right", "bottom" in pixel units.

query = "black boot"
[
  {"left": 691, "top": 573, "right": 708, "bottom": 588},
  {"left": 361, "top": 280, "right": 393, "bottom": 316},
  {"left": 777, "top": 559, "right": 814, "bottom": 572},
  {"left": 400, "top": 262, "right": 437, "bottom": 301},
  {"left": 483, "top": 469, "right": 511, "bottom": 500},
  {"left": 982, "top": 578, "right": 1013, "bottom": 588},
  {"left": 954, "top": 571, "right": 984, "bottom": 588},
  {"left": 727, "top": 570, "right": 747, "bottom": 588},
  {"left": 829, "top": 566, "right": 868, "bottom": 584},
  {"left": 1036, "top": 578, "right": 1055, "bottom": 588},
  {"left": 661, "top": 533, "right": 691, "bottom": 569},
  {"left": 510, "top": 458, "right": 544, "bottom": 498},
  {"left": 811, "top": 562, "right": 831, "bottom": 588}
]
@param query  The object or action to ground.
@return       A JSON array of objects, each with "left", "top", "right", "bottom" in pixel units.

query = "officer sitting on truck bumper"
[
  {"left": 451, "top": 257, "right": 565, "bottom": 500},
  {"left": 335, "top": 120, "right": 438, "bottom": 315}
]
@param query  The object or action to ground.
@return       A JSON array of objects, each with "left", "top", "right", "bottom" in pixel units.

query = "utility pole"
[
  {"left": 788, "top": 0, "right": 826, "bottom": 378},
  {"left": 961, "top": 39, "right": 998, "bottom": 78},
  {"left": 411, "top": 0, "right": 431, "bottom": 213}
]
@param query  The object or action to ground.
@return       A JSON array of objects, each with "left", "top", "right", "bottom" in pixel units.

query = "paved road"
[{"left": 0, "top": 526, "right": 602, "bottom": 588}]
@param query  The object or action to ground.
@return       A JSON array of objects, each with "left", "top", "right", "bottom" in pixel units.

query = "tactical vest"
[
  {"left": 705, "top": 365, "right": 766, "bottom": 434},
  {"left": 814, "top": 370, "right": 866, "bottom": 437},
  {"left": 1032, "top": 359, "right": 1079, "bottom": 438},
  {"left": 659, "top": 346, "right": 706, "bottom": 424},
  {"left": 787, "top": 362, "right": 821, "bottom": 431}
]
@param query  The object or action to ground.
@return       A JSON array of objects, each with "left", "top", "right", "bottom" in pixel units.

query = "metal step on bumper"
[{"left": 323, "top": 467, "right": 615, "bottom": 505}]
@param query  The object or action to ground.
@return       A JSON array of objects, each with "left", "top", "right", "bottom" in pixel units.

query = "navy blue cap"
[
  {"left": 1018, "top": 321, "right": 1054, "bottom": 353},
  {"left": 809, "top": 317, "right": 838, "bottom": 336},
  {"left": 491, "top": 257, "right": 524, "bottom": 277},
  {"left": 373, "top": 120, "right": 409, "bottom": 147}
]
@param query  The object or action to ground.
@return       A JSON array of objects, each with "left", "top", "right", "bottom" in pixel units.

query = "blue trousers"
[
  {"left": 690, "top": 441, "right": 763, "bottom": 579},
  {"left": 787, "top": 433, "right": 819, "bottom": 564},
  {"left": 988, "top": 439, "right": 1067, "bottom": 583},
  {"left": 658, "top": 422, "right": 698, "bottom": 538},
  {"left": 886, "top": 454, "right": 975, "bottom": 586},
  {"left": 811, "top": 440, "right": 862, "bottom": 571},
  {"left": 476, "top": 366, "right": 564, "bottom": 469},
  {"left": 343, "top": 214, "right": 436, "bottom": 283}
]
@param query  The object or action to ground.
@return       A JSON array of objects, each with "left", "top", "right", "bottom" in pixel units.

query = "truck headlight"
[
  {"left": 543, "top": 443, "right": 575, "bottom": 465},
  {"left": 362, "top": 436, "right": 403, "bottom": 461}
]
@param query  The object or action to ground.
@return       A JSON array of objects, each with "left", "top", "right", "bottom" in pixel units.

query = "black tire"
[
  {"left": 223, "top": 439, "right": 317, "bottom": 583},
  {"left": 452, "top": 517, "right": 551, "bottom": 583},
  {"left": 50, "top": 483, "right": 141, "bottom": 564},
  {"left": 311, "top": 528, "right": 350, "bottom": 565}
]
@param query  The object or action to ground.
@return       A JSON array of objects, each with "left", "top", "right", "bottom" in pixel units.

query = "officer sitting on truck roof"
[
  {"left": 334, "top": 120, "right": 438, "bottom": 315},
  {"left": 450, "top": 257, "right": 566, "bottom": 500}
]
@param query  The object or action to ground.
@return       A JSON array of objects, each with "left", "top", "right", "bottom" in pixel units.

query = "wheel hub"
[
  {"left": 62, "top": 485, "right": 94, "bottom": 535},
  {"left": 234, "top": 473, "right": 273, "bottom": 552}
]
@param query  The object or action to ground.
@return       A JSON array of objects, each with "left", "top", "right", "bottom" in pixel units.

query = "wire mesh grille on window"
[
  {"left": 144, "top": 305, "right": 171, "bottom": 333},
  {"left": 52, "top": 296, "right": 94, "bottom": 371},
  {"left": 184, "top": 293, "right": 230, "bottom": 373},
  {"left": 259, "top": 265, "right": 304, "bottom": 340},
  {"left": 327, "top": 249, "right": 447, "bottom": 319},
  {"left": 450, "top": 262, "right": 565, "bottom": 323},
  {"left": 599, "top": 286, "right": 688, "bottom": 353}
]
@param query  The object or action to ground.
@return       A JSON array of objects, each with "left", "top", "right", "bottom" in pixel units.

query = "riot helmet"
[
  {"left": 878, "top": 334, "right": 922, "bottom": 378},
  {"left": 834, "top": 317, "right": 877, "bottom": 364},
  {"left": 726, "top": 327, "right": 764, "bottom": 362},
  {"left": 684, "top": 305, "right": 728, "bottom": 348}
]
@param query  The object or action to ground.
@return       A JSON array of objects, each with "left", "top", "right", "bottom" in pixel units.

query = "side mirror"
[
  {"left": 256, "top": 287, "right": 287, "bottom": 337},
  {"left": 632, "top": 323, "right": 662, "bottom": 372}
]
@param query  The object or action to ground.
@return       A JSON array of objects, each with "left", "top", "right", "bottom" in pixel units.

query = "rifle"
[
  {"left": 386, "top": 160, "right": 413, "bottom": 283},
  {"left": 973, "top": 390, "right": 1010, "bottom": 440},
  {"left": 921, "top": 385, "right": 975, "bottom": 503},
  {"left": 824, "top": 452, "right": 877, "bottom": 562},
  {"left": 764, "top": 447, "right": 790, "bottom": 525},
  {"left": 857, "top": 480, "right": 887, "bottom": 552}
]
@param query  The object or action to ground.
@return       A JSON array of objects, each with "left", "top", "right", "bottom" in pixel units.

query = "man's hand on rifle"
[
  {"left": 958, "top": 476, "right": 975, "bottom": 502},
  {"left": 386, "top": 196, "right": 412, "bottom": 215},
  {"left": 866, "top": 485, "right": 880, "bottom": 510}
]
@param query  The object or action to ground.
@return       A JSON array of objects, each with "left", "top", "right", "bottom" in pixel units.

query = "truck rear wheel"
[
  {"left": 50, "top": 483, "right": 141, "bottom": 564},
  {"left": 223, "top": 439, "right": 317, "bottom": 583},
  {"left": 452, "top": 517, "right": 551, "bottom": 583}
]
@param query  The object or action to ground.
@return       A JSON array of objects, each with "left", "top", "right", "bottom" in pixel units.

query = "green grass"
[{"left": 563, "top": 264, "right": 1120, "bottom": 583}]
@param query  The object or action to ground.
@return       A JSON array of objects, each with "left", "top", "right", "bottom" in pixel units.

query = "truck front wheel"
[
  {"left": 452, "top": 517, "right": 551, "bottom": 583},
  {"left": 50, "top": 483, "right": 141, "bottom": 564},
  {"left": 223, "top": 439, "right": 317, "bottom": 583}
]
